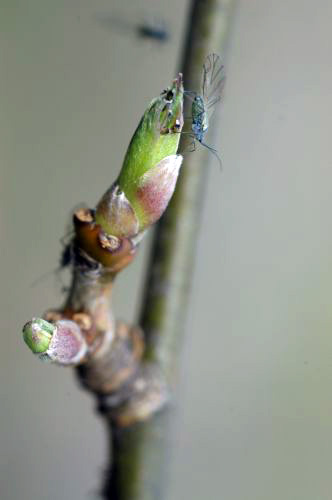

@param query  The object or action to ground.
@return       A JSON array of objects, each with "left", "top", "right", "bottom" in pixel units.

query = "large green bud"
[{"left": 95, "top": 74, "right": 184, "bottom": 236}]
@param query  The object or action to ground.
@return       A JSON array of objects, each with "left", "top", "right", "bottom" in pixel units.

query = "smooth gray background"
[{"left": 1, "top": 1, "right": 332, "bottom": 499}]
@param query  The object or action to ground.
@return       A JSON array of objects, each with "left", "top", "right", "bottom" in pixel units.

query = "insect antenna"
[{"left": 200, "top": 140, "right": 223, "bottom": 171}]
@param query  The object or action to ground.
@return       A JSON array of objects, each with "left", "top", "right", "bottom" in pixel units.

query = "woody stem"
[{"left": 104, "top": 0, "right": 236, "bottom": 499}]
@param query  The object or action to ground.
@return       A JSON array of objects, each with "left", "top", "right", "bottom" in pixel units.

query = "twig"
[
  {"left": 22, "top": 73, "right": 185, "bottom": 497},
  {"left": 105, "top": 0, "right": 236, "bottom": 498},
  {"left": 22, "top": 1, "right": 235, "bottom": 498}
]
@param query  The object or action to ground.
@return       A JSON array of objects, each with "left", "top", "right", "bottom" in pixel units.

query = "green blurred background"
[{"left": 1, "top": 0, "right": 332, "bottom": 498}]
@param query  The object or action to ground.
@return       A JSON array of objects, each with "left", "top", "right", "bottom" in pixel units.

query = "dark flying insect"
[
  {"left": 136, "top": 20, "right": 170, "bottom": 43},
  {"left": 95, "top": 13, "right": 170, "bottom": 44}
]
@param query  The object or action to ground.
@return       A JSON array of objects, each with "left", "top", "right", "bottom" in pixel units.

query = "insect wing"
[{"left": 201, "top": 53, "right": 225, "bottom": 112}]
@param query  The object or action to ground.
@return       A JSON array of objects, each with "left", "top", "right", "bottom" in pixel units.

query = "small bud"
[
  {"left": 22, "top": 318, "right": 88, "bottom": 366},
  {"left": 46, "top": 320, "right": 88, "bottom": 365},
  {"left": 23, "top": 318, "right": 55, "bottom": 353},
  {"left": 95, "top": 185, "right": 139, "bottom": 238}
]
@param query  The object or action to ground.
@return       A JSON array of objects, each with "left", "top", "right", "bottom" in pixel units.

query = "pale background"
[{"left": 1, "top": 1, "right": 332, "bottom": 499}]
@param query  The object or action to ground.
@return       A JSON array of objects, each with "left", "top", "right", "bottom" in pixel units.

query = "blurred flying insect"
[
  {"left": 95, "top": 12, "right": 170, "bottom": 45},
  {"left": 136, "top": 19, "right": 170, "bottom": 43},
  {"left": 185, "top": 53, "right": 225, "bottom": 168}
]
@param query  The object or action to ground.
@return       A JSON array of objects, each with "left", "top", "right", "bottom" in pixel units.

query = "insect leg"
[
  {"left": 183, "top": 90, "right": 197, "bottom": 102},
  {"left": 188, "top": 139, "right": 196, "bottom": 153}
]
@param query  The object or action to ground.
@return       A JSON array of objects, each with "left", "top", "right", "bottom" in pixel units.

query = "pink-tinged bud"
[
  {"left": 23, "top": 318, "right": 88, "bottom": 365},
  {"left": 134, "top": 154, "right": 183, "bottom": 230},
  {"left": 95, "top": 184, "right": 139, "bottom": 238},
  {"left": 46, "top": 320, "right": 88, "bottom": 365}
]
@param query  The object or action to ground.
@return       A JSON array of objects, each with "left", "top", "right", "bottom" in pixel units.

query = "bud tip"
[{"left": 23, "top": 318, "right": 55, "bottom": 354}]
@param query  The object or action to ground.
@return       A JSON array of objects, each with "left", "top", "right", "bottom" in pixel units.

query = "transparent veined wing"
[{"left": 201, "top": 53, "right": 225, "bottom": 112}]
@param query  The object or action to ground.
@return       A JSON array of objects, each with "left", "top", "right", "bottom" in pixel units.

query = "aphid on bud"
[
  {"left": 59, "top": 238, "right": 73, "bottom": 269},
  {"left": 58, "top": 204, "right": 90, "bottom": 270},
  {"left": 185, "top": 53, "right": 225, "bottom": 168}
]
